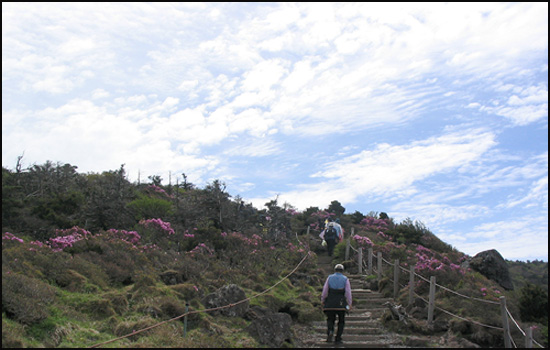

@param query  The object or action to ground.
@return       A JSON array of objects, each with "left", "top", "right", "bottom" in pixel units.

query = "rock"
[
  {"left": 245, "top": 305, "right": 272, "bottom": 320},
  {"left": 246, "top": 307, "right": 293, "bottom": 347},
  {"left": 201, "top": 284, "right": 249, "bottom": 317},
  {"left": 159, "top": 270, "right": 185, "bottom": 285},
  {"left": 405, "top": 336, "right": 431, "bottom": 347},
  {"left": 467, "top": 249, "right": 514, "bottom": 290}
]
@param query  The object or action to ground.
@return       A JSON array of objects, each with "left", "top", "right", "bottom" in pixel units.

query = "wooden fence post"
[
  {"left": 408, "top": 265, "right": 415, "bottom": 306},
  {"left": 184, "top": 302, "right": 189, "bottom": 337},
  {"left": 358, "top": 247, "right": 363, "bottom": 275},
  {"left": 306, "top": 226, "right": 310, "bottom": 235},
  {"left": 428, "top": 276, "right": 436, "bottom": 325},
  {"left": 377, "top": 252, "right": 382, "bottom": 281},
  {"left": 393, "top": 259, "right": 399, "bottom": 299},
  {"left": 345, "top": 239, "right": 350, "bottom": 260},
  {"left": 350, "top": 226, "right": 354, "bottom": 238},
  {"left": 500, "top": 296, "right": 512, "bottom": 348},
  {"left": 525, "top": 326, "right": 533, "bottom": 348},
  {"left": 367, "top": 248, "right": 373, "bottom": 275}
]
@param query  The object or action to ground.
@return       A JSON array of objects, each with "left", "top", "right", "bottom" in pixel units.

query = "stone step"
[
  {"left": 314, "top": 334, "right": 402, "bottom": 342},
  {"left": 313, "top": 319, "right": 383, "bottom": 328},
  {"left": 313, "top": 336, "right": 405, "bottom": 348},
  {"left": 348, "top": 308, "right": 386, "bottom": 316},
  {"left": 314, "top": 341, "right": 403, "bottom": 348},
  {"left": 313, "top": 326, "right": 385, "bottom": 335}
]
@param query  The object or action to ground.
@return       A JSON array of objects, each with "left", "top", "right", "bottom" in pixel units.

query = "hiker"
[
  {"left": 333, "top": 218, "right": 344, "bottom": 241},
  {"left": 321, "top": 264, "right": 352, "bottom": 344},
  {"left": 320, "top": 218, "right": 339, "bottom": 256}
]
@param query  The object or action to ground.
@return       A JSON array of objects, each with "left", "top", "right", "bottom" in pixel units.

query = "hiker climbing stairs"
[{"left": 312, "top": 255, "right": 405, "bottom": 348}]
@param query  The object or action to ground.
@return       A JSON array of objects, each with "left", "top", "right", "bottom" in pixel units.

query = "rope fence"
[
  {"left": 343, "top": 237, "right": 544, "bottom": 349},
  {"left": 89, "top": 250, "right": 313, "bottom": 348}
]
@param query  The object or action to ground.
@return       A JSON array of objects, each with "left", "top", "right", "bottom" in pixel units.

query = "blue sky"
[{"left": 2, "top": 3, "right": 548, "bottom": 261}]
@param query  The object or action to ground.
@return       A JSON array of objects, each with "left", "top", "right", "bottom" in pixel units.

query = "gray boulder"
[
  {"left": 246, "top": 306, "right": 293, "bottom": 347},
  {"left": 467, "top": 249, "right": 514, "bottom": 290},
  {"left": 201, "top": 284, "right": 249, "bottom": 317}
]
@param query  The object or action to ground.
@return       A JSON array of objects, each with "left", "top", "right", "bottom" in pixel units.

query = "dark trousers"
[
  {"left": 326, "top": 310, "right": 346, "bottom": 340},
  {"left": 326, "top": 238, "right": 337, "bottom": 256}
]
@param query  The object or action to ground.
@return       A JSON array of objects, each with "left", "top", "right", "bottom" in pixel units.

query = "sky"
[{"left": 2, "top": 3, "right": 548, "bottom": 262}]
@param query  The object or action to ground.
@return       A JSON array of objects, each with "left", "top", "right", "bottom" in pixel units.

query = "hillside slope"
[{"left": 2, "top": 162, "right": 548, "bottom": 348}]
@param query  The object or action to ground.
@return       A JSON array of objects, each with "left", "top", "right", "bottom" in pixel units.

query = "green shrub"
[
  {"left": 55, "top": 269, "right": 87, "bottom": 292},
  {"left": 127, "top": 194, "right": 174, "bottom": 221},
  {"left": 158, "top": 296, "right": 187, "bottom": 319},
  {"left": 2, "top": 316, "right": 27, "bottom": 348},
  {"left": 2, "top": 273, "right": 56, "bottom": 325},
  {"left": 519, "top": 283, "right": 548, "bottom": 323},
  {"left": 170, "top": 283, "right": 201, "bottom": 302},
  {"left": 80, "top": 298, "right": 116, "bottom": 319},
  {"left": 104, "top": 292, "right": 129, "bottom": 315}
]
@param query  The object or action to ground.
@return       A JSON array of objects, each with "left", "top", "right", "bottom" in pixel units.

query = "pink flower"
[
  {"left": 139, "top": 218, "right": 175, "bottom": 235},
  {"left": 2, "top": 232, "right": 24, "bottom": 243}
]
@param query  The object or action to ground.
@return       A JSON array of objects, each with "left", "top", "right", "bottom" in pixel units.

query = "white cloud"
[
  {"left": 457, "top": 217, "right": 549, "bottom": 260},
  {"left": 223, "top": 138, "right": 281, "bottom": 158},
  {"left": 266, "top": 129, "right": 497, "bottom": 210},
  {"left": 2, "top": 2, "right": 547, "bottom": 261}
]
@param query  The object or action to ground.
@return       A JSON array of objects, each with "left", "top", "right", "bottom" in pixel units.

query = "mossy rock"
[{"left": 159, "top": 269, "right": 186, "bottom": 285}]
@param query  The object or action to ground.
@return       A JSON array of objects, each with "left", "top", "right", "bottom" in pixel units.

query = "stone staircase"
[{"left": 312, "top": 255, "right": 405, "bottom": 348}]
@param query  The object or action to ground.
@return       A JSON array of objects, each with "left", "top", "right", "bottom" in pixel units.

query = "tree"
[
  {"left": 327, "top": 200, "right": 345, "bottom": 217},
  {"left": 84, "top": 165, "right": 135, "bottom": 230},
  {"left": 388, "top": 218, "right": 429, "bottom": 245},
  {"left": 519, "top": 283, "right": 548, "bottom": 323},
  {"left": 148, "top": 175, "right": 163, "bottom": 186},
  {"left": 203, "top": 180, "right": 230, "bottom": 229},
  {"left": 350, "top": 210, "right": 365, "bottom": 224}
]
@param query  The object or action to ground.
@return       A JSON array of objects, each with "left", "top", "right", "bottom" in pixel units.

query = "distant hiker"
[
  {"left": 320, "top": 218, "right": 338, "bottom": 256},
  {"left": 321, "top": 264, "right": 352, "bottom": 344},
  {"left": 333, "top": 218, "right": 344, "bottom": 241}
]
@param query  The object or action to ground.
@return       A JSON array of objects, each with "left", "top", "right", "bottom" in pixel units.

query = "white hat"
[{"left": 334, "top": 264, "right": 344, "bottom": 271}]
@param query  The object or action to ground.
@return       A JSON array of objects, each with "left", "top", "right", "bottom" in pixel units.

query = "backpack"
[{"left": 325, "top": 226, "right": 337, "bottom": 241}]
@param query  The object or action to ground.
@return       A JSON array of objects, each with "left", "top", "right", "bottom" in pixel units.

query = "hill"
[{"left": 2, "top": 161, "right": 548, "bottom": 347}]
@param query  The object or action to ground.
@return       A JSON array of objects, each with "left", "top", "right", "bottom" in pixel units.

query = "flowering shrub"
[
  {"left": 104, "top": 229, "right": 141, "bottom": 245},
  {"left": 2, "top": 232, "right": 24, "bottom": 244},
  {"left": 138, "top": 218, "right": 176, "bottom": 249},
  {"left": 48, "top": 226, "right": 91, "bottom": 252},
  {"left": 360, "top": 216, "right": 389, "bottom": 232},
  {"left": 286, "top": 208, "right": 300, "bottom": 216},
  {"left": 377, "top": 231, "right": 391, "bottom": 241},
  {"left": 139, "top": 218, "right": 175, "bottom": 235},
  {"left": 147, "top": 184, "right": 173, "bottom": 198},
  {"left": 352, "top": 234, "right": 373, "bottom": 247},
  {"left": 187, "top": 243, "right": 214, "bottom": 257}
]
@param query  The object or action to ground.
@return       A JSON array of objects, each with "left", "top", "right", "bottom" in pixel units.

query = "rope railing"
[
  {"left": 344, "top": 240, "right": 542, "bottom": 348},
  {"left": 89, "top": 250, "right": 313, "bottom": 348},
  {"left": 506, "top": 307, "right": 544, "bottom": 348}
]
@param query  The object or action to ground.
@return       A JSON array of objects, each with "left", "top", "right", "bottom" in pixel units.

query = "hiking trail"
[{"left": 305, "top": 254, "right": 405, "bottom": 348}]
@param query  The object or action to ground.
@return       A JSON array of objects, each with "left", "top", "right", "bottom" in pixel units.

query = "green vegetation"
[{"left": 2, "top": 161, "right": 548, "bottom": 348}]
